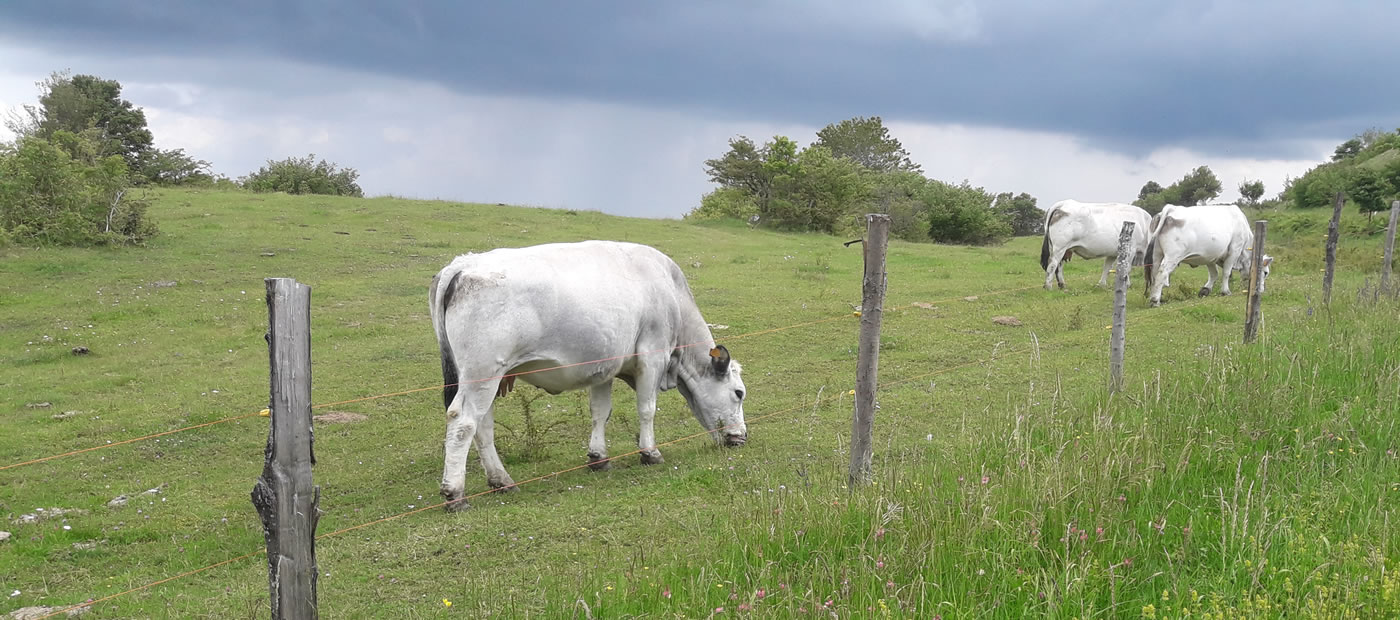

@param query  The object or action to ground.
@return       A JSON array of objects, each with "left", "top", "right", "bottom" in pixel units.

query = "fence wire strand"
[
  {"left": 33, "top": 283, "right": 1244, "bottom": 618},
  {"left": 3, "top": 277, "right": 1073, "bottom": 472}
]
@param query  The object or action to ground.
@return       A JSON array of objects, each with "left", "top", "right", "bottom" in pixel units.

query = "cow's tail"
[
  {"left": 1039, "top": 204, "right": 1061, "bottom": 272},
  {"left": 430, "top": 268, "right": 463, "bottom": 410},
  {"left": 1143, "top": 209, "right": 1170, "bottom": 297}
]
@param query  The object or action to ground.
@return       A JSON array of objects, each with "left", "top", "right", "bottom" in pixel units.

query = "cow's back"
[{"left": 437, "top": 241, "right": 693, "bottom": 357}]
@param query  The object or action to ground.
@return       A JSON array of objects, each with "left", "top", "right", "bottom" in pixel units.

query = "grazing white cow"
[
  {"left": 1144, "top": 204, "right": 1273, "bottom": 306},
  {"left": 429, "top": 240, "right": 747, "bottom": 509},
  {"left": 1040, "top": 200, "right": 1153, "bottom": 290}
]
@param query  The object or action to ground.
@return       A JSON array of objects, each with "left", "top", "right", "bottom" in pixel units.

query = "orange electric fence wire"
[
  {"left": 34, "top": 345, "right": 1020, "bottom": 619},
  {"left": 34, "top": 284, "right": 1236, "bottom": 618},
  {"left": 3, "top": 278, "right": 1071, "bottom": 472}
]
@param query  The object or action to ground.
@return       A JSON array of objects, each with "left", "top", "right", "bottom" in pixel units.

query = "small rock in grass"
[{"left": 991, "top": 316, "right": 1023, "bottom": 327}]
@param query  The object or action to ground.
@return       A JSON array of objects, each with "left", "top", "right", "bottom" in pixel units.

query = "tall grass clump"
[{"left": 534, "top": 296, "right": 1400, "bottom": 618}]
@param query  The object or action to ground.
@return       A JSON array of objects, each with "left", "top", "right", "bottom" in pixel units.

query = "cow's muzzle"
[{"left": 723, "top": 432, "right": 748, "bottom": 447}]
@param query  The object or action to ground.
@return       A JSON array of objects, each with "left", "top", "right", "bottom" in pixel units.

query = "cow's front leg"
[
  {"left": 587, "top": 382, "right": 613, "bottom": 470},
  {"left": 1098, "top": 257, "right": 1113, "bottom": 287},
  {"left": 1200, "top": 263, "right": 1218, "bottom": 297},
  {"left": 475, "top": 406, "right": 516, "bottom": 492},
  {"left": 634, "top": 375, "right": 664, "bottom": 465}
]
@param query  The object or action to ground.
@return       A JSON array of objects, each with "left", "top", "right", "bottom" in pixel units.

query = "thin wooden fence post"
[
  {"left": 1109, "top": 221, "right": 1134, "bottom": 393},
  {"left": 253, "top": 278, "right": 320, "bottom": 620},
  {"left": 849, "top": 214, "right": 889, "bottom": 486},
  {"left": 1244, "top": 221, "right": 1269, "bottom": 344},
  {"left": 1323, "top": 191, "right": 1344, "bottom": 305},
  {"left": 1382, "top": 200, "right": 1399, "bottom": 296}
]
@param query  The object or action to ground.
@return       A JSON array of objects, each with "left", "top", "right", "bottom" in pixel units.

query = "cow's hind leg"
[
  {"left": 1043, "top": 251, "right": 1062, "bottom": 291},
  {"left": 1149, "top": 257, "right": 1181, "bottom": 307},
  {"left": 1098, "top": 257, "right": 1113, "bottom": 287},
  {"left": 587, "top": 382, "right": 614, "bottom": 470},
  {"left": 1200, "top": 263, "right": 1218, "bottom": 297},
  {"left": 441, "top": 382, "right": 495, "bottom": 511},
  {"left": 475, "top": 406, "right": 516, "bottom": 492}
]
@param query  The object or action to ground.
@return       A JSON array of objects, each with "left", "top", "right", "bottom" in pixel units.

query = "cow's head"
[
  {"left": 676, "top": 345, "right": 747, "bottom": 447},
  {"left": 1258, "top": 255, "right": 1274, "bottom": 293},
  {"left": 1237, "top": 251, "right": 1274, "bottom": 294}
]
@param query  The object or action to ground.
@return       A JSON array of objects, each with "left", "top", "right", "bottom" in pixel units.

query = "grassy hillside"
[{"left": 1, "top": 189, "right": 1397, "bottom": 618}]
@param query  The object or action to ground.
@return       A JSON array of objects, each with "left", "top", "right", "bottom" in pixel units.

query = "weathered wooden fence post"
[
  {"left": 1382, "top": 200, "right": 1399, "bottom": 296},
  {"left": 1244, "top": 221, "right": 1269, "bottom": 344},
  {"left": 849, "top": 214, "right": 890, "bottom": 486},
  {"left": 252, "top": 277, "right": 320, "bottom": 619},
  {"left": 1323, "top": 191, "right": 1344, "bottom": 305},
  {"left": 1109, "top": 221, "right": 1134, "bottom": 393}
]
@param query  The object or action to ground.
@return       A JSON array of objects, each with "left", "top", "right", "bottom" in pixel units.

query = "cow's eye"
[{"left": 735, "top": 390, "right": 745, "bottom": 400}]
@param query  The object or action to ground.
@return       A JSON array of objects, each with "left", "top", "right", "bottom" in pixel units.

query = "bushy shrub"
[
  {"left": 241, "top": 154, "right": 363, "bottom": 197},
  {"left": 923, "top": 180, "right": 1011, "bottom": 245},
  {"left": 0, "top": 132, "right": 156, "bottom": 246},
  {"left": 684, "top": 187, "right": 758, "bottom": 221}
]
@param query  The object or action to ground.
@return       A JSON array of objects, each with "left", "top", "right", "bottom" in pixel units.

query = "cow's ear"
[
  {"left": 709, "top": 345, "right": 731, "bottom": 376},
  {"left": 1262, "top": 255, "right": 1273, "bottom": 266}
]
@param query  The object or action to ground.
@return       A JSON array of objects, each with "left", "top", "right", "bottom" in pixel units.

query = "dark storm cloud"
[{"left": 1, "top": 0, "right": 1395, "bottom": 158}]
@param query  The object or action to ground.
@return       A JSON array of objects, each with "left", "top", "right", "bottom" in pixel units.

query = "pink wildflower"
[
  {"left": 738, "top": 603, "right": 751, "bottom": 612},
  {"left": 715, "top": 606, "right": 724, "bottom": 613},
  {"left": 981, "top": 475, "right": 990, "bottom": 485},
  {"left": 756, "top": 589, "right": 766, "bottom": 599},
  {"left": 886, "top": 580, "right": 895, "bottom": 589},
  {"left": 662, "top": 588, "right": 671, "bottom": 599},
  {"left": 876, "top": 560, "right": 885, "bottom": 569}
]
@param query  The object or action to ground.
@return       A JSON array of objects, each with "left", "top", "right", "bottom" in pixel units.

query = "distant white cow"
[
  {"left": 1144, "top": 204, "right": 1273, "bottom": 306},
  {"left": 429, "top": 240, "right": 748, "bottom": 510},
  {"left": 1040, "top": 200, "right": 1153, "bottom": 290}
]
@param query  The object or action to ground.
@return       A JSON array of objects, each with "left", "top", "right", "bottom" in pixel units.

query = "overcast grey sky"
[{"left": 2, "top": 1, "right": 1394, "bottom": 217}]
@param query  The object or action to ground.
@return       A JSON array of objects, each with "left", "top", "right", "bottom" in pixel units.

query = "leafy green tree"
[
  {"left": 140, "top": 148, "right": 213, "bottom": 186},
  {"left": 1333, "top": 138, "right": 1363, "bottom": 161},
  {"left": 704, "top": 136, "right": 774, "bottom": 212},
  {"left": 1175, "top": 166, "right": 1223, "bottom": 206},
  {"left": 1137, "top": 181, "right": 1164, "bottom": 202},
  {"left": 1237, "top": 179, "right": 1265, "bottom": 206},
  {"left": 12, "top": 71, "right": 155, "bottom": 170},
  {"left": 241, "top": 154, "right": 363, "bottom": 197},
  {"left": 1134, "top": 166, "right": 1222, "bottom": 214},
  {"left": 812, "top": 116, "right": 921, "bottom": 173},
  {"left": 1287, "top": 163, "right": 1351, "bottom": 208},
  {"left": 993, "top": 191, "right": 1042, "bottom": 236},
  {"left": 1347, "top": 167, "right": 1394, "bottom": 219}
]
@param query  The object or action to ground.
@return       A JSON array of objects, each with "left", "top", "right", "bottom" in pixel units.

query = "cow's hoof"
[
  {"left": 587, "top": 452, "right": 612, "bottom": 471},
  {"left": 1198, "top": 287, "right": 1211, "bottom": 297},
  {"left": 1150, "top": 300, "right": 1161, "bottom": 308},
  {"left": 488, "top": 478, "right": 519, "bottom": 493},
  {"left": 441, "top": 488, "right": 469, "bottom": 512},
  {"left": 640, "top": 450, "right": 664, "bottom": 465},
  {"left": 1219, "top": 290, "right": 1231, "bottom": 296}
]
